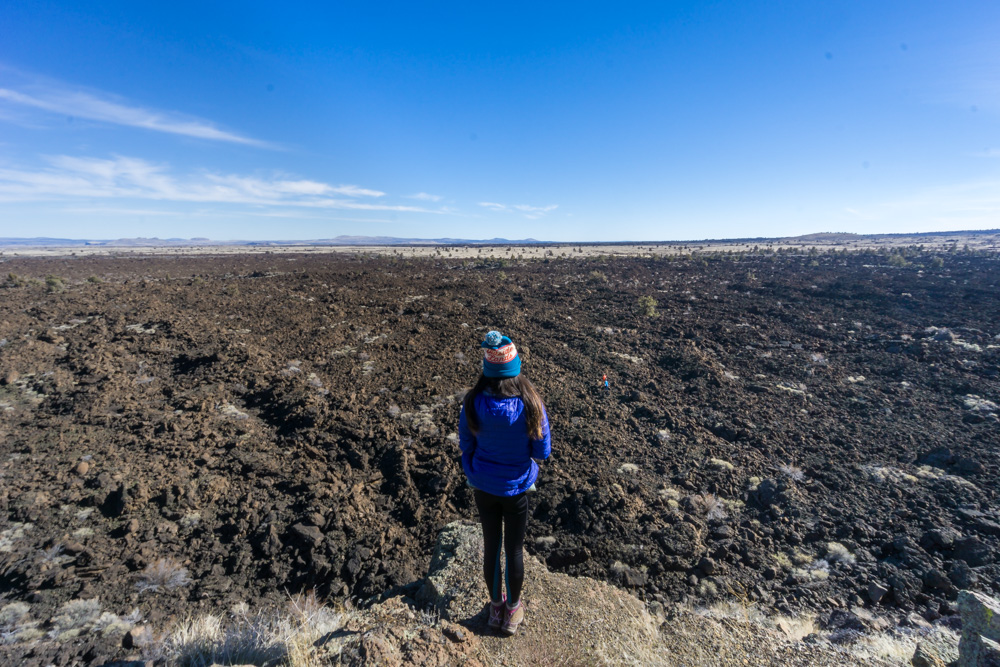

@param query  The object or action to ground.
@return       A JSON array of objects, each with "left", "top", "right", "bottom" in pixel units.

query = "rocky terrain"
[
  {"left": 0, "top": 247, "right": 998, "bottom": 665},
  {"left": 327, "top": 521, "right": 902, "bottom": 666}
]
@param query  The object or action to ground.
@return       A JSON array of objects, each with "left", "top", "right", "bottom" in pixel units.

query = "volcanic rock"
[
  {"left": 911, "top": 631, "right": 959, "bottom": 667},
  {"left": 953, "top": 536, "right": 991, "bottom": 567},
  {"left": 920, "top": 527, "right": 960, "bottom": 550},
  {"left": 868, "top": 581, "right": 889, "bottom": 605}
]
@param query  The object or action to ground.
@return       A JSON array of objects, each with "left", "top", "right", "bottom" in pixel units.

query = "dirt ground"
[{"left": 0, "top": 247, "right": 998, "bottom": 665}]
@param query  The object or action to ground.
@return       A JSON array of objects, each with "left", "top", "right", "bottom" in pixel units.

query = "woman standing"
[{"left": 459, "top": 330, "right": 551, "bottom": 636}]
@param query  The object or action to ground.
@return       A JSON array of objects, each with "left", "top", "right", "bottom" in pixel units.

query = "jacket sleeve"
[
  {"left": 458, "top": 405, "right": 476, "bottom": 467},
  {"left": 530, "top": 408, "right": 551, "bottom": 460}
]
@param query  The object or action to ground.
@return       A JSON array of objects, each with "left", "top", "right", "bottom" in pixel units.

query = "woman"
[{"left": 459, "top": 330, "right": 551, "bottom": 636}]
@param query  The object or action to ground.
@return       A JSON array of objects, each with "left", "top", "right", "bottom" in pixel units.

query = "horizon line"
[{"left": 1, "top": 228, "right": 1000, "bottom": 248}]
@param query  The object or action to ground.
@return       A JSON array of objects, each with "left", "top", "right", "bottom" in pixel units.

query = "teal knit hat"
[{"left": 481, "top": 330, "right": 521, "bottom": 378}]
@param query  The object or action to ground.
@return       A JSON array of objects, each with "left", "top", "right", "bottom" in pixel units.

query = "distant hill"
[
  {"left": 1, "top": 229, "right": 998, "bottom": 248},
  {"left": 790, "top": 233, "right": 862, "bottom": 242},
  {"left": 0, "top": 235, "right": 544, "bottom": 247}
]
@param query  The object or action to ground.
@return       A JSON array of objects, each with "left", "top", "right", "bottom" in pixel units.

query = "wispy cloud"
[
  {"left": 408, "top": 192, "right": 443, "bottom": 201},
  {"left": 59, "top": 206, "right": 177, "bottom": 217},
  {"left": 512, "top": 204, "right": 558, "bottom": 214},
  {"left": 0, "top": 155, "right": 433, "bottom": 213},
  {"left": 0, "top": 84, "right": 272, "bottom": 148},
  {"left": 478, "top": 201, "right": 558, "bottom": 219}
]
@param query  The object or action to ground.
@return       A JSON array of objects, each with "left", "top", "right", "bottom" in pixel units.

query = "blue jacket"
[{"left": 459, "top": 393, "right": 551, "bottom": 497}]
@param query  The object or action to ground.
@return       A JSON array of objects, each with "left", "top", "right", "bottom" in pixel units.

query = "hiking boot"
[
  {"left": 488, "top": 594, "right": 506, "bottom": 630},
  {"left": 500, "top": 600, "right": 524, "bottom": 636}
]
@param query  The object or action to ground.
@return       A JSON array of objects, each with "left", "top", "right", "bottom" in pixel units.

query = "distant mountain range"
[
  {"left": 0, "top": 229, "right": 997, "bottom": 247},
  {"left": 0, "top": 235, "right": 544, "bottom": 247}
]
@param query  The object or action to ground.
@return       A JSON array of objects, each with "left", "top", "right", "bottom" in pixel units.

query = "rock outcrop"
[
  {"left": 958, "top": 590, "right": 1000, "bottom": 666},
  {"left": 418, "top": 520, "right": 661, "bottom": 665},
  {"left": 409, "top": 520, "right": 894, "bottom": 666}
]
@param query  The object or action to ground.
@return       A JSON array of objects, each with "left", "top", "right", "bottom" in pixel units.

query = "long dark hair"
[{"left": 463, "top": 374, "right": 546, "bottom": 440}]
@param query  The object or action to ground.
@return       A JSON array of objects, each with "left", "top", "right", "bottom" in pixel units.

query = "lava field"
[{"left": 1, "top": 249, "right": 998, "bottom": 663}]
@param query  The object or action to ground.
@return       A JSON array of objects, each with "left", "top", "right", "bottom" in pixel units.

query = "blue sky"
[{"left": 1, "top": 1, "right": 998, "bottom": 241}]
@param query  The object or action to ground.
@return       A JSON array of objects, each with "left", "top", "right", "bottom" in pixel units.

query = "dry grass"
[
  {"left": 136, "top": 558, "right": 192, "bottom": 593},
  {"left": 1, "top": 601, "right": 36, "bottom": 644},
  {"left": 707, "top": 458, "right": 735, "bottom": 472},
  {"left": 48, "top": 598, "right": 102, "bottom": 639},
  {"left": 778, "top": 464, "right": 805, "bottom": 481},
  {"left": 149, "top": 593, "right": 342, "bottom": 667},
  {"left": 838, "top": 626, "right": 956, "bottom": 664},
  {"left": 685, "top": 493, "right": 728, "bottom": 522},
  {"left": 826, "top": 542, "right": 857, "bottom": 565},
  {"left": 686, "top": 599, "right": 948, "bottom": 665}
]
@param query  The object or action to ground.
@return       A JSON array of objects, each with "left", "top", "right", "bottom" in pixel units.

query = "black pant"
[{"left": 473, "top": 489, "right": 529, "bottom": 604}]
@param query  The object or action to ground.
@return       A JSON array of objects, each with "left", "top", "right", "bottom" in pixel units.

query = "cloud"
[
  {"left": 0, "top": 85, "right": 272, "bottom": 148},
  {"left": 59, "top": 206, "right": 177, "bottom": 217},
  {"left": 0, "top": 155, "right": 432, "bottom": 213},
  {"left": 478, "top": 201, "right": 558, "bottom": 219},
  {"left": 512, "top": 204, "right": 558, "bottom": 214},
  {"left": 333, "top": 185, "right": 385, "bottom": 197},
  {"left": 408, "top": 192, "right": 443, "bottom": 202}
]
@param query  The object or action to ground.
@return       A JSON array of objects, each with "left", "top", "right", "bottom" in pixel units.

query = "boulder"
[
  {"left": 954, "top": 537, "right": 991, "bottom": 567},
  {"left": 912, "top": 629, "right": 959, "bottom": 667},
  {"left": 818, "top": 609, "right": 866, "bottom": 632},
  {"left": 290, "top": 523, "right": 324, "bottom": 548},
  {"left": 868, "top": 581, "right": 889, "bottom": 605},
  {"left": 957, "top": 590, "right": 1000, "bottom": 666},
  {"left": 921, "top": 527, "right": 960, "bottom": 550},
  {"left": 917, "top": 447, "right": 955, "bottom": 469},
  {"left": 950, "top": 562, "right": 978, "bottom": 589},
  {"left": 922, "top": 568, "right": 956, "bottom": 596},
  {"left": 546, "top": 546, "right": 591, "bottom": 568},
  {"left": 121, "top": 626, "right": 150, "bottom": 649}
]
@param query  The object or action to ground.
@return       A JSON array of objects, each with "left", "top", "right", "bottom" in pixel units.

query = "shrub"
[
  {"left": 708, "top": 458, "right": 735, "bottom": 472},
  {"left": 92, "top": 609, "right": 142, "bottom": 637},
  {"left": 4, "top": 273, "right": 25, "bottom": 288},
  {"left": 685, "top": 494, "right": 728, "bottom": 522},
  {"left": 87, "top": 275, "right": 104, "bottom": 284},
  {"left": 825, "top": 542, "right": 856, "bottom": 565},
  {"left": 779, "top": 465, "right": 805, "bottom": 482},
  {"left": 39, "top": 543, "right": 64, "bottom": 562},
  {"left": 45, "top": 275, "right": 65, "bottom": 293},
  {"left": 49, "top": 599, "right": 101, "bottom": 638},
  {"left": 136, "top": 558, "right": 191, "bottom": 593},
  {"left": 772, "top": 553, "right": 792, "bottom": 569},
  {"left": 637, "top": 295, "right": 658, "bottom": 318},
  {"left": 887, "top": 253, "right": 909, "bottom": 268},
  {"left": 588, "top": 270, "right": 608, "bottom": 284},
  {"left": 929, "top": 256, "right": 944, "bottom": 268},
  {"left": 1, "top": 601, "right": 31, "bottom": 642}
]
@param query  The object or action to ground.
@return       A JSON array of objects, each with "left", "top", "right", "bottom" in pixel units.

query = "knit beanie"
[{"left": 481, "top": 330, "right": 521, "bottom": 378}]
